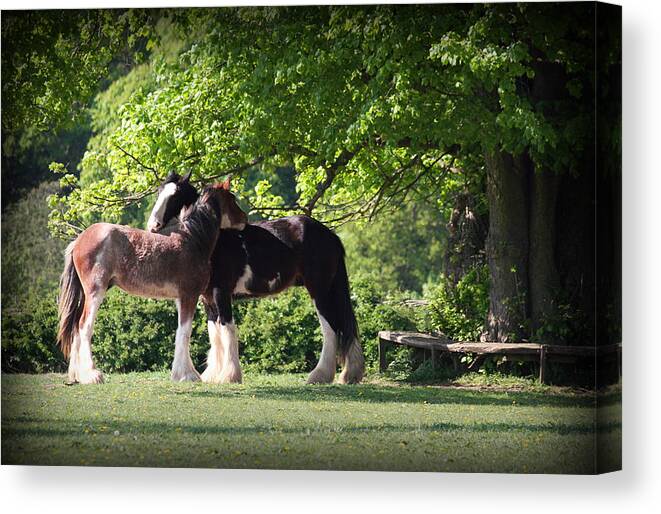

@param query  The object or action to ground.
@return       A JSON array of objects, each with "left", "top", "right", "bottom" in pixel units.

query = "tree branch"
[
  {"left": 247, "top": 204, "right": 302, "bottom": 214},
  {"left": 303, "top": 144, "right": 365, "bottom": 215},
  {"left": 205, "top": 155, "right": 268, "bottom": 182},
  {"left": 113, "top": 144, "right": 161, "bottom": 181},
  {"left": 91, "top": 187, "right": 157, "bottom": 206}
]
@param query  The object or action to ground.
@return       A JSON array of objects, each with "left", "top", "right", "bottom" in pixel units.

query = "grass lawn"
[{"left": 1, "top": 372, "right": 621, "bottom": 473}]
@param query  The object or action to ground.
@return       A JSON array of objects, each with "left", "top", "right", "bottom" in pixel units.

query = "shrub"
[
  {"left": 422, "top": 265, "right": 489, "bottom": 341},
  {"left": 1, "top": 273, "right": 422, "bottom": 375},
  {"left": 235, "top": 289, "right": 321, "bottom": 373},
  {"left": 1, "top": 288, "right": 211, "bottom": 374},
  {"left": 236, "top": 277, "right": 420, "bottom": 373},
  {"left": 1, "top": 181, "right": 66, "bottom": 307},
  {"left": 90, "top": 289, "right": 210, "bottom": 372},
  {"left": 350, "top": 274, "right": 419, "bottom": 371},
  {"left": 1, "top": 292, "right": 64, "bottom": 373}
]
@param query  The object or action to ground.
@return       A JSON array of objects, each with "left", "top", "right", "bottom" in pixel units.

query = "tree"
[
  {"left": 1, "top": 9, "right": 156, "bottom": 134},
  {"left": 1, "top": 9, "right": 160, "bottom": 207},
  {"left": 42, "top": 4, "right": 619, "bottom": 343}
]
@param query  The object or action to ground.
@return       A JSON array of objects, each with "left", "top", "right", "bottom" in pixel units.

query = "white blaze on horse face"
[{"left": 147, "top": 182, "right": 177, "bottom": 232}]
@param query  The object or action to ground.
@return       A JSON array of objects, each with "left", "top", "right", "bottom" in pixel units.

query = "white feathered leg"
[
  {"left": 201, "top": 320, "right": 225, "bottom": 383},
  {"left": 171, "top": 298, "right": 201, "bottom": 382},
  {"left": 76, "top": 292, "right": 105, "bottom": 384},
  {"left": 218, "top": 321, "right": 242, "bottom": 384},
  {"left": 307, "top": 308, "right": 337, "bottom": 384}
]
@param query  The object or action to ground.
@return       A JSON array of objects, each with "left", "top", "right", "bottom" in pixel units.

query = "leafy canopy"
[{"left": 46, "top": 4, "right": 595, "bottom": 236}]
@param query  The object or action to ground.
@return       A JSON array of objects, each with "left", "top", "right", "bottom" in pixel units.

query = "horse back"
[
  {"left": 209, "top": 215, "right": 344, "bottom": 298},
  {"left": 72, "top": 223, "right": 209, "bottom": 299}
]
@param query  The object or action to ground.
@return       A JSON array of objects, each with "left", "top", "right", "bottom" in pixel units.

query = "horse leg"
[
  {"left": 75, "top": 288, "right": 105, "bottom": 384},
  {"left": 307, "top": 298, "right": 338, "bottom": 384},
  {"left": 218, "top": 320, "right": 242, "bottom": 384},
  {"left": 338, "top": 338, "right": 365, "bottom": 385},
  {"left": 67, "top": 332, "right": 81, "bottom": 384},
  {"left": 200, "top": 294, "right": 225, "bottom": 383},
  {"left": 201, "top": 287, "right": 242, "bottom": 384},
  {"left": 171, "top": 297, "right": 201, "bottom": 382},
  {"left": 306, "top": 257, "right": 364, "bottom": 385}
]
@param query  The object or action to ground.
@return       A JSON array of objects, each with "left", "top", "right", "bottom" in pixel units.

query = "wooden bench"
[{"left": 377, "top": 331, "right": 622, "bottom": 383}]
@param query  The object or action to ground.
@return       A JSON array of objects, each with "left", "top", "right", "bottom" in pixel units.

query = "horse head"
[
  {"left": 148, "top": 174, "right": 247, "bottom": 233},
  {"left": 147, "top": 171, "right": 199, "bottom": 232}
]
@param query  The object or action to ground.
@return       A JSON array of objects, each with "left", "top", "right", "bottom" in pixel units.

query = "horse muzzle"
[{"left": 147, "top": 218, "right": 163, "bottom": 233}]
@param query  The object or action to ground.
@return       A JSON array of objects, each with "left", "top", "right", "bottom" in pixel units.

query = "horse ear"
[
  {"left": 221, "top": 177, "right": 231, "bottom": 190},
  {"left": 181, "top": 171, "right": 192, "bottom": 183}
]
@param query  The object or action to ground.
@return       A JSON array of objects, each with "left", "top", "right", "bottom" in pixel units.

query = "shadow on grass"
[
  {"left": 176, "top": 384, "right": 608, "bottom": 408},
  {"left": 2, "top": 415, "right": 620, "bottom": 439}
]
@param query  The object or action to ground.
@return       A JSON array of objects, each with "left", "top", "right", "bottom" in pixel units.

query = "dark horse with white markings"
[
  {"left": 57, "top": 183, "right": 235, "bottom": 384},
  {"left": 147, "top": 173, "right": 365, "bottom": 384}
]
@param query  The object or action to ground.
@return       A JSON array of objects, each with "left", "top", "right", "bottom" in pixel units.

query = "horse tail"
[
  {"left": 329, "top": 247, "right": 360, "bottom": 361},
  {"left": 57, "top": 241, "right": 84, "bottom": 359}
]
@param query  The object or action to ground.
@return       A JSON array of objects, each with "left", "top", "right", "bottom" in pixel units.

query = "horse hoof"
[
  {"left": 306, "top": 369, "right": 334, "bottom": 384},
  {"left": 78, "top": 369, "right": 104, "bottom": 384},
  {"left": 219, "top": 367, "right": 242, "bottom": 384},
  {"left": 337, "top": 368, "right": 364, "bottom": 384},
  {"left": 171, "top": 371, "right": 201, "bottom": 382},
  {"left": 201, "top": 367, "right": 222, "bottom": 384},
  {"left": 338, "top": 363, "right": 365, "bottom": 384}
]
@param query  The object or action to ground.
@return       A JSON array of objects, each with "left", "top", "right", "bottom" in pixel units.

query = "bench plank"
[
  {"left": 377, "top": 331, "right": 621, "bottom": 356},
  {"left": 377, "top": 331, "right": 622, "bottom": 382}
]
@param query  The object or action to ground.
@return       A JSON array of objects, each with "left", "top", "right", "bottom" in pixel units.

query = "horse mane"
[{"left": 178, "top": 186, "right": 220, "bottom": 253}]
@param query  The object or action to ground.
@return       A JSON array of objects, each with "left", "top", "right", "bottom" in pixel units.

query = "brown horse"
[
  {"left": 57, "top": 180, "right": 243, "bottom": 384},
  {"left": 148, "top": 174, "right": 365, "bottom": 385}
]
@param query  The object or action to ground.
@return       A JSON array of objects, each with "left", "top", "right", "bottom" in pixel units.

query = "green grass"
[{"left": 1, "top": 372, "right": 621, "bottom": 473}]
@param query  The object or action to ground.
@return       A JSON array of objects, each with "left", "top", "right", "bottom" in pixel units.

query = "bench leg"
[
  {"left": 379, "top": 339, "right": 389, "bottom": 373},
  {"left": 539, "top": 345, "right": 547, "bottom": 384},
  {"left": 431, "top": 347, "right": 440, "bottom": 369},
  {"left": 467, "top": 354, "right": 486, "bottom": 373}
]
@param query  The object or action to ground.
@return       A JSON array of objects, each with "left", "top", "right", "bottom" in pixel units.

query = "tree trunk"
[
  {"left": 529, "top": 165, "right": 560, "bottom": 342},
  {"left": 525, "top": 60, "right": 568, "bottom": 343},
  {"left": 444, "top": 191, "right": 487, "bottom": 286},
  {"left": 484, "top": 152, "right": 529, "bottom": 342}
]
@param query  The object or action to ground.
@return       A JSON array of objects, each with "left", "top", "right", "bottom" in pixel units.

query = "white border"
[{"left": 2, "top": 1, "right": 660, "bottom": 512}]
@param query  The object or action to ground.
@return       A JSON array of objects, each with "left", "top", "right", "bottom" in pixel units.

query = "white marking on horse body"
[
  {"left": 147, "top": 182, "right": 177, "bottom": 232},
  {"left": 233, "top": 265, "right": 254, "bottom": 294},
  {"left": 220, "top": 213, "right": 232, "bottom": 229},
  {"left": 268, "top": 273, "right": 280, "bottom": 291}
]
